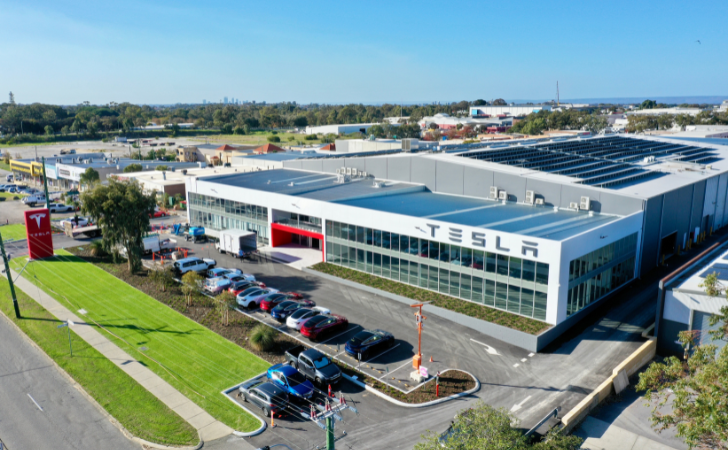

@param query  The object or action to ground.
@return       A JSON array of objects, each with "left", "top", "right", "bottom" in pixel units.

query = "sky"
[{"left": 2, "top": 0, "right": 727, "bottom": 105}]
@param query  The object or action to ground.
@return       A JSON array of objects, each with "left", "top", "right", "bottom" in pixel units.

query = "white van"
[{"left": 172, "top": 257, "right": 217, "bottom": 276}]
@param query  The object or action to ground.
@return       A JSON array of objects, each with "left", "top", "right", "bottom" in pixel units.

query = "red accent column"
[
  {"left": 24, "top": 208, "right": 54, "bottom": 260},
  {"left": 270, "top": 223, "right": 325, "bottom": 262}
]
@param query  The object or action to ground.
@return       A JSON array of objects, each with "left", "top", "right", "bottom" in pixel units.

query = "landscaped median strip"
[
  {"left": 0, "top": 277, "right": 199, "bottom": 447},
  {"left": 9, "top": 249, "right": 271, "bottom": 435}
]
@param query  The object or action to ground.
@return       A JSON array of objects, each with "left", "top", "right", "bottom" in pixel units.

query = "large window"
[
  {"left": 566, "top": 233, "right": 638, "bottom": 316},
  {"left": 188, "top": 192, "right": 269, "bottom": 244},
  {"left": 326, "top": 220, "right": 549, "bottom": 321}
]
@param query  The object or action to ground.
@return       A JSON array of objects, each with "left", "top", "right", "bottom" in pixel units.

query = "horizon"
[{"left": 2, "top": 0, "right": 726, "bottom": 105}]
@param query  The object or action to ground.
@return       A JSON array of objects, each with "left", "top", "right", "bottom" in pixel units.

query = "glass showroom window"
[{"left": 326, "top": 220, "right": 550, "bottom": 321}]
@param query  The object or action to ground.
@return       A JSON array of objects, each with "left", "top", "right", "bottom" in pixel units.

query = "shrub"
[
  {"left": 288, "top": 136, "right": 295, "bottom": 142},
  {"left": 304, "top": 134, "right": 317, "bottom": 141},
  {"left": 0, "top": 197, "right": 5, "bottom": 202},
  {"left": 89, "top": 240, "right": 106, "bottom": 257},
  {"left": 270, "top": 131, "right": 278, "bottom": 135},
  {"left": 12, "top": 196, "right": 19, "bottom": 200},
  {"left": 249, "top": 324, "right": 277, "bottom": 352},
  {"left": 267, "top": 135, "right": 281, "bottom": 143}
]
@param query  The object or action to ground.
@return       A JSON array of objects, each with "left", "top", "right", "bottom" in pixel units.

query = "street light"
[{"left": 57, "top": 320, "right": 75, "bottom": 356}]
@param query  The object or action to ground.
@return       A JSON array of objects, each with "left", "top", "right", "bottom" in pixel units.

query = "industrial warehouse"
[{"left": 185, "top": 134, "right": 728, "bottom": 348}]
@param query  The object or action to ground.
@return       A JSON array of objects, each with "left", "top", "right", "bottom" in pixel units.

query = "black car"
[
  {"left": 345, "top": 329, "right": 395, "bottom": 360},
  {"left": 270, "top": 299, "right": 315, "bottom": 322},
  {"left": 238, "top": 380, "right": 289, "bottom": 417}
]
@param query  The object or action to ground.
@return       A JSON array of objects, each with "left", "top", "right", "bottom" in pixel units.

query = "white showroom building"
[{"left": 186, "top": 134, "right": 728, "bottom": 349}]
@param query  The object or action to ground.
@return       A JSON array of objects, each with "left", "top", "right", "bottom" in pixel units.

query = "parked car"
[
  {"left": 300, "top": 314, "right": 349, "bottom": 341},
  {"left": 150, "top": 210, "right": 169, "bottom": 218},
  {"left": 48, "top": 202, "right": 74, "bottom": 213},
  {"left": 238, "top": 380, "right": 289, "bottom": 417},
  {"left": 345, "top": 329, "right": 395, "bottom": 360},
  {"left": 206, "top": 267, "right": 242, "bottom": 279},
  {"left": 260, "top": 292, "right": 302, "bottom": 313},
  {"left": 270, "top": 299, "right": 316, "bottom": 322},
  {"left": 203, "top": 277, "right": 232, "bottom": 294},
  {"left": 228, "top": 280, "right": 265, "bottom": 296},
  {"left": 286, "top": 307, "right": 331, "bottom": 330},
  {"left": 172, "top": 257, "right": 216, "bottom": 276},
  {"left": 22, "top": 194, "right": 46, "bottom": 207},
  {"left": 236, "top": 287, "right": 279, "bottom": 308},
  {"left": 0, "top": 184, "right": 17, "bottom": 192},
  {"left": 59, "top": 216, "right": 90, "bottom": 228},
  {"left": 284, "top": 346, "right": 342, "bottom": 386},
  {"left": 5, "top": 174, "right": 13, "bottom": 182},
  {"left": 227, "top": 273, "right": 256, "bottom": 283},
  {"left": 266, "top": 363, "right": 314, "bottom": 400}
]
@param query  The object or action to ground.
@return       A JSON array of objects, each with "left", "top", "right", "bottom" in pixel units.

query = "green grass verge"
[
  {"left": 0, "top": 161, "right": 10, "bottom": 171},
  {"left": 0, "top": 223, "right": 28, "bottom": 241},
  {"left": 0, "top": 277, "right": 198, "bottom": 446},
  {"left": 11, "top": 249, "right": 269, "bottom": 432},
  {"left": 311, "top": 262, "right": 550, "bottom": 335},
  {"left": 0, "top": 192, "right": 26, "bottom": 200}
]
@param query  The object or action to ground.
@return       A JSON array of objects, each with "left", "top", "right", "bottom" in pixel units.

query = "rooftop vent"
[
  {"left": 569, "top": 202, "right": 579, "bottom": 210},
  {"left": 535, "top": 198, "right": 544, "bottom": 205},
  {"left": 373, "top": 181, "right": 385, "bottom": 188},
  {"left": 289, "top": 182, "right": 295, "bottom": 187}
]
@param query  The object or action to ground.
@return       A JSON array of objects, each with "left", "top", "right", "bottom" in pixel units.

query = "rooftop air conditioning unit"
[
  {"left": 498, "top": 190, "right": 508, "bottom": 201},
  {"left": 580, "top": 196, "right": 591, "bottom": 211},
  {"left": 569, "top": 202, "right": 579, "bottom": 209},
  {"left": 525, "top": 190, "right": 535, "bottom": 205},
  {"left": 351, "top": 168, "right": 358, "bottom": 177},
  {"left": 346, "top": 167, "right": 352, "bottom": 175},
  {"left": 336, "top": 168, "right": 341, "bottom": 174},
  {"left": 289, "top": 182, "right": 295, "bottom": 187},
  {"left": 489, "top": 186, "right": 499, "bottom": 199},
  {"left": 535, "top": 198, "right": 544, "bottom": 205},
  {"left": 362, "top": 171, "right": 367, "bottom": 178}
]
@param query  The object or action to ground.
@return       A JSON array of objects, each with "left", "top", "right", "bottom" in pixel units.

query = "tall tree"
[
  {"left": 637, "top": 271, "right": 728, "bottom": 450},
  {"left": 123, "top": 163, "right": 143, "bottom": 173},
  {"left": 492, "top": 98, "right": 507, "bottom": 106},
  {"left": 81, "top": 179, "right": 156, "bottom": 273},
  {"left": 79, "top": 167, "right": 100, "bottom": 187}
]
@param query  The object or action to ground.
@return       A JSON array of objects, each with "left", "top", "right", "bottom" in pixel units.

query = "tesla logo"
[{"left": 29, "top": 213, "right": 47, "bottom": 229}]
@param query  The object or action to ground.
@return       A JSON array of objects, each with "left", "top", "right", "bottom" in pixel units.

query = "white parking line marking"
[
  {"left": 528, "top": 353, "right": 535, "bottom": 357},
  {"left": 376, "top": 360, "right": 412, "bottom": 380},
  {"left": 513, "top": 363, "right": 519, "bottom": 368},
  {"left": 469, "top": 338, "right": 500, "bottom": 355},
  {"left": 27, "top": 393, "right": 43, "bottom": 411},
  {"left": 362, "top": 343, "right": 401, "bottom": 363},
  {"left": 510, "top": 395, "right": 531, "bottom": 413},
  {"left": 315, "top": 325, "right": 361, "bottom": 347},
  {"left": 521, "top": 358, "right": 527, "bottom": 362}
]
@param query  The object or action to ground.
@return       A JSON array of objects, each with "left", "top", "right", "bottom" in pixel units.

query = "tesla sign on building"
[{"left": 24, "top": 208, "right": 54, "bottom": 259}]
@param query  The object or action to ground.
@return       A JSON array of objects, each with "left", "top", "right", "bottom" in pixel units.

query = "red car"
[
  {"left": 260, "top": 293, "right": 299, "bottom": 313},
  {"left": 300, "top": 314, "right": 349, "bottom": 341},
  {"left": 150, "top": 210, "right": 169, "bottom": 218}
]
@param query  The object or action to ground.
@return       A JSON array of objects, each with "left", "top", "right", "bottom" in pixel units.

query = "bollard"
[
  {"left": 436, "top": 382, "right": 439, "bottom": 397},
  {"left": 270, "top": 408, "right": 275, "bottom": 428},
  {"left": 328, "top": 384, "right": 332, "bottom": 397}
]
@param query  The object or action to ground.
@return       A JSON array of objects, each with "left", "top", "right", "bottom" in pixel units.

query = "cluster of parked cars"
[{"left": 0, "top": 184, "right": 38, "bottom": 195}]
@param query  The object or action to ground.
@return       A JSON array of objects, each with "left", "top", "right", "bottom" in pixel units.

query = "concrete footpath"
[
  {"left": 577, "top": 416, "right": 681, "bottom": 450},
  {"left": 10, "top": 269, "right": 233, "bottom": 443}
]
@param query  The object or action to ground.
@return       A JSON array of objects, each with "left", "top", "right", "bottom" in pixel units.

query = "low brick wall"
[{"left": 561, "top": 337, "right": 656, "bottom": 431}]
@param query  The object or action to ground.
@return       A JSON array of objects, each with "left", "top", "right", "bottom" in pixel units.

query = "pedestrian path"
[
  {"left": 10, "top": 269, "right": 233, "bottom": 443},
  {"left": 576, "top": 417, "right": 681, "bottom": 450}
]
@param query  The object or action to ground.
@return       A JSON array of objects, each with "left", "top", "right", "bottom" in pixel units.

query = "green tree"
[
  {"left": 216, "top": 291, "right": 237, "bottom": 326},
  {"left": 81, "top": 179, "right": 156, "bottom": 273},
  {"left": 155, "top": 165, "right": 168, "bottom": 171},
  {"left": 168, "top": 123, "right": 180, "bottom": 137},
  {"left": 293, "top": 116, "right": 308, "bottom": 127},
  {"left": 414, "top": 401, "right": 581, "bottom": 450},
  {"left": 60, "top": 125, "right": 70, "bottom": 136},
  {"left": 181, "top": 271, "right": 203, "bottom": 307},
  {"left": 267, "top": 135, "right": 281, "bottom": 143},
  {"left": 44, "top": 125, "right": 54, "bottom": 136},
  {"left": 640, "top": 99, "right": 658, "bottom": 109},
  {"left": 493, "top": 98, "right": 507, "bottom": 106},
  {"left": 86, "top": 121, "right": 99, "bottom": 137},
  {"left": 233, "top": 126, "right": 245, "bottom": 135},
  {"left": 123, "top": 163, "right": 143, "bottom": 173},
  {"left": 146, "top": 149, "right": 156, "bottom": 160},
  {"left": 473, "top": 99, "right": 488, "bottom": 106},
  {"left": 636, "top": 271, "right": 728, "bottom": 450},
  {"left": 79, "top": 167, "right": 100, "bottom": 187}
]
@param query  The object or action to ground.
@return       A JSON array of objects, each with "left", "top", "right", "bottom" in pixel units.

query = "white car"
[
  {"left": 203, "top": 277, "right": 232, "bottom": 294},
  {"left": 286, "top": 306, "right": 331, "bottom": 330},
  {"left": 59, "top": 217, "right": 90, "bottom": 228},
  {"left": 48, "top": 203, "right": 74, "bottom": 213},
  {"left": 206, "top": 267, "right": 243, "bottom": 279},
  {"left": 236, "top": 287, "right": 279, "bottom": 308}
]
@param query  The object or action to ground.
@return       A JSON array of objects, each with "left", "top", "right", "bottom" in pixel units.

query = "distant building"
[
  {"left": 333, "top": 138, "right": 413, "bottom": 154},
  {"left": 672, "top": 125, "right": 728, "bottom": 139},
  {"left": 305, "top": 123, "right": 400, "bottom": 136},
  {"left": 253, "top": 143, "right": 286, "bottom": 154},
  {"left": 418, "top": 113, "right": 513, "bottom": 132},
  {"left": 718, "top": 100, "right": 728, "bottom": 112},
  {"left": 469, "top": 105, "right": 552, "bottom": 117},
  {"left": 626, "top": 107, "right": 704, "bottom": 117}
]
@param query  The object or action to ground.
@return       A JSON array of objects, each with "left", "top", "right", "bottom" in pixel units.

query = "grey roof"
[
  {"left": 201, "top": 169, "right": 421, "bottom": 202},
  {"left": 202, "top": 169, "right": 620, "bottom": 240},
  {"left": 336, "top": 191, "right": 619, "bottom": 240},
  {"left": 233, "top": 153, "right": 309, "bottom": 162}
]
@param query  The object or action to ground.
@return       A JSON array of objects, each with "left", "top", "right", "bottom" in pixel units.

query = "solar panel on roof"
[{"left": 699, "top": 263, "right": 728, "bottom": 281}]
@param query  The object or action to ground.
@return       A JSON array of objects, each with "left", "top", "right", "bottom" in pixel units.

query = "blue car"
[{"left": 266, "top": 363, "right": 315, "bottom": 400}]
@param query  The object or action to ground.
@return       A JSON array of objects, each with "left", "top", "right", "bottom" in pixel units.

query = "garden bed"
[{"left": 311, "top": 262, "right": 550, "bottom": 335}]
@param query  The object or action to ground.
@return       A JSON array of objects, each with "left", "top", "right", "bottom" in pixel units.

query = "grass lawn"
[
  {"left": 12, "top": 249, "right": 269, "bottom": 432},
  {"left": 0, "top": 223, "right": 28, "bottom": 241},
  {"left": 311, "top": 262, "right": 550, "bottom": 335},
  {"left": 0, "top": 279, "right": 198, "bottom": 446},
  {"left": 0, "top": 192, "right": 26, "bottom": 200},
  {"left": 0, "top": 161, "right": 10, "bottom": 171},
  {"left": 193, "top": 131, "right": 322, "bottom": 147}
]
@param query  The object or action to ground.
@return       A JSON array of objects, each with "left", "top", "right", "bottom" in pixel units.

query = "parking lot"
[{"left": 154, "top": 234, "right": 656, "bottom": 449}]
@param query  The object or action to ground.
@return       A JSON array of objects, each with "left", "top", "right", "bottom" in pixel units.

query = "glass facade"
[
  {"left": 566, "top": 233, "right": 638, "bottom": 316},
  {"left": 326, "top": 220, "right": 549, "bottom": 321},
  {"left": 188, "top": 192, "right": 269, "bottom": 244},
  {"left": 275, "top": 212, "right": 323, "bottom": 234}
]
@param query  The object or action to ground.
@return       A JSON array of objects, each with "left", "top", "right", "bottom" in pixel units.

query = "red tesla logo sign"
[{"left": 24, "top": 208, "right": 54, "bottom": 259}]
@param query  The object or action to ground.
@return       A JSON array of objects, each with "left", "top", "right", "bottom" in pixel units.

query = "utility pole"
[
  {"left": 42, "top": 156, "right": 50, "bottom": 210},
  {"left": 0, "top": 231, "right": 22, "bottom": 318},
  {"left": 326, "top": 416, "right": 335, "bottom": 450}
]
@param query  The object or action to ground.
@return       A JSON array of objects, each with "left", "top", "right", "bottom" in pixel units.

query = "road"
[
  {"left": 0, "top": 311, "right": 140, "bottom": 449},
  {"left": 175, "top": 238, "right": 660, "bottom": 450}
]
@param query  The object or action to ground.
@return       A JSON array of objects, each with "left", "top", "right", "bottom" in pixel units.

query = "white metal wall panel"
[
  {"left": 702, "top": 176, "right": 719, "bottom": 219},
  {"left": 715, "top": 174, "right": 728, "bottom": 229},
  {"left": 663, "top": 292, "right": 690, "bottom": 325}
]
